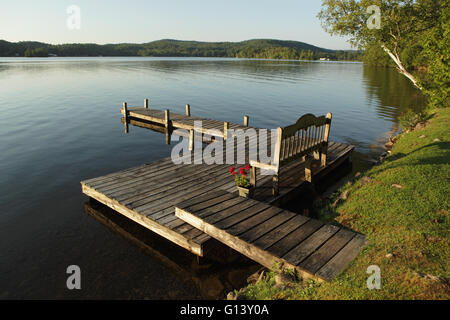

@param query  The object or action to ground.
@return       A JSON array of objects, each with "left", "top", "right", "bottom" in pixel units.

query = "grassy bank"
[{"left": 241, "top": 107, "right": 449, "bottom": 300}]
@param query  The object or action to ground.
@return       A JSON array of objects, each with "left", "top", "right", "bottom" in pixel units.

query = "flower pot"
[{"left": 237, "top": 186, "right": 254, "bottom": 198}]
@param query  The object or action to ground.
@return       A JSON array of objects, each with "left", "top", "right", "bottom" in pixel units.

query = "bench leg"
[
  {"left": 250, "top": 166, "right": 256, "bottom": 187},
  {"left": 272, "top": 173, "right": 279, "bottom": 196},
  {"left": 320, "top": 145, "right": 328, "bottom": 167},
  {"left": 304, "top": 155, "right": 313, "bottom": 183},
  {"left": 313, "top": 150, "right": 320, "bottom": 161}
]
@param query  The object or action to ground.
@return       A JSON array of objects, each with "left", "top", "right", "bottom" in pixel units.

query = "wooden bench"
[{"left": 250, "top": 113, "right": 332, "bottom": 195}]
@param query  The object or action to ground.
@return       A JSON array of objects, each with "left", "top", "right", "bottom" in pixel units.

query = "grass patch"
[{"left": 242, "top": 108, "right": 450, "bottom": 300}]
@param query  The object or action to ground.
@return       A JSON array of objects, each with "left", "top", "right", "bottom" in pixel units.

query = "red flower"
[
  {"left": 229, "top": 166, "right": 235, "bottom": 174},
  {"left": 240, "top": 168, "right": 247, "bottom": 175},
  {"left": 231, "top": 172, "right": 237, "bottom": 176},
  {"left": 244, "top": 164, "right": 250, "bottom": 170}
]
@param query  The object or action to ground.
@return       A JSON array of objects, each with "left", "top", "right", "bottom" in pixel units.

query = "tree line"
[{"left": 0, "top": 39, "right": 362, "bottom": 61}]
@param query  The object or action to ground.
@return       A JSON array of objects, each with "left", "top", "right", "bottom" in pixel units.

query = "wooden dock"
[
  {"left": 81, "top": 141, "right": 354, "bottom": 255},
  {"left": 121, "top": 103, "right": 253, "bottom": 138},
  {"left": 175, "top": 190, "right": 365, "bottom": 282},
  {"left": 81, "top": 103, "right": 363, "bottom": 281}
]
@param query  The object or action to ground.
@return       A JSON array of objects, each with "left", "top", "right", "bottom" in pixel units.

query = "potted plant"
[{"left": 229, "top": 165, "right": 254, "bottom": 198}]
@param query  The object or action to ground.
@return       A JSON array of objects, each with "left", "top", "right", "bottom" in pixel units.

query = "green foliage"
[
  {"left": 363, "top": 43, "right": 393, "bottom": 67},
  {"left": 398, "top": 109, "right": 427, "bottom": 130},
  {"left": 0, "top": 39, "right": 363, "bottom": 61},
  {"left": 24, "top": 47, "right": 48, "bottom": 57},
  {"left": 138, "top": 39, "right": 362, "bottom": 60},
  {"left": 319, "top": 0, "right": 448, "bottom": 108},
  {"left": 234, "top": 175, "right": 251, "bottom": 188},
  {"left": 418, "top": 2, "right": 450, "bottom": 108},
  {"left": 399, "top": 43, "right": 427, "bottom": 70},
  {"left": 243, "top": 269, "right": 279, "bottom": 300},
  {"left": 230, "top": 166, "right": 251, "bottom": 188}
]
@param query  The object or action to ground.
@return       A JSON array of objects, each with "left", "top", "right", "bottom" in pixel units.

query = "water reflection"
[
  {"left": 121, "top": 116, "right": 216, "bottom": 147},
  {"left": 84, "top": 199, "right": 260, "bottom": 299},
  {"left": 362, "top": 65, "right": 425, "bottom": 120},
  {"left": 0, "top": 57, "right": 333, "bottom": 85}
]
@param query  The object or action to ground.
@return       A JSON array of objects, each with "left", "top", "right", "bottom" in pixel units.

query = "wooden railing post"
[
  {"left": 165, "top": 109, "right": 170, "bottom": 129},
  {"left": 123, "top": 102, "right": 129, "bottom": 133},
  {"left": 244, "top": 115, "right": 249, "bottom": 127},
  {"left": 250, "top": 166, "right": 256, "bottom": 187},
  {"left": 223, "top": 121, "right": 229, "bottom": 140},
  {"left": 186, "top": 104, "right": 191, "bottom": 117},
  {"left": 189, "top": 129, "right": 194, "bottom": 151},
  {"left": 123, "top": 102, "right": 128, "bottom": 117},
  {"left": 164, "top": 109, "right": 171, "bottom": 144},
  {"left": 165, "top": 130, "right": 171, "bottom": 145},
  {"left": 144, "top": 98, "right": 149, "bottom": 109}
]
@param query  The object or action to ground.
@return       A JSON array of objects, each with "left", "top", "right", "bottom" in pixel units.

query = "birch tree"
[{"left": 318, "top": 0, "right": 443, "bottom": 90}]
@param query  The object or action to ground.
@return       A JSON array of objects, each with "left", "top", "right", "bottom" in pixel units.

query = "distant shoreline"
[
  {"left": 0, "top": 56, "right": 364, "bottom": 63},
  {"left": 0, "top": 39, "right": 363, "bottom": 61}
]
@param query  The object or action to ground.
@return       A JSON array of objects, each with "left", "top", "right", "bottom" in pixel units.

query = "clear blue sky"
[{"left": 0, "top": 0, "right": 352, "bottom": 50}]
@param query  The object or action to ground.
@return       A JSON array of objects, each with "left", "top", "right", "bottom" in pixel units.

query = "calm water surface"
[{"left": 0, "top": 57, "right": 424, "bottom": 299}]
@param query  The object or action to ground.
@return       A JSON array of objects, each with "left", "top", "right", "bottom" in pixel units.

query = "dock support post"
[
  {"left": 165, "top": 109, "right": 170, "bottom": 129},
  {"left": 164, "top": 109, "right": 171, "bottom": 145},
  {"left": 244, "top": 115, "right": 249, "bottom": 127},
  {"left": 186, "top": 104, "right": 191, "bottom": 117},
  {"left": 189, "top": 129, "right": 194, "bottom": 151},
  {"left": 166, "top": 130, "right": 171, "bottom": 145},
  {"left": 123, "top": 102, "right": 129, "bottom": 134},
  {"left": 224, "top": 122, "right": 229, "bottom": 140},
  {"left": 144, "top": 98, "right": 149, "bottom": 109}
]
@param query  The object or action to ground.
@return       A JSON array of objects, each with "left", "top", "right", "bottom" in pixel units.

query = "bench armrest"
[{"left": 249, "top": 160, "right": 279, "bottom": 173}]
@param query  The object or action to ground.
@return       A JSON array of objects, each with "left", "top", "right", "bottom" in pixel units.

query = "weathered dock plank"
[
  {"left": 175, "top": 190, "right": 366, "bottom": 281},
  {"left": 81, "top": 140, "right": 354, "bottom": 260},
  {"left": 83, "top": 105, "right": 357, "bottom": 270},
  {"left": 81, "top": 183, "right": 205, "bottom": 256}
]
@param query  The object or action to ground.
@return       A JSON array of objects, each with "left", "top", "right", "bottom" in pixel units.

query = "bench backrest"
[{"left": 274, "top": 113, "right": 332, "bottom": 167}]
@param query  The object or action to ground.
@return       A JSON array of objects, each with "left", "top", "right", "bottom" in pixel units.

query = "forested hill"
[{"left": 0, "top": 39, "right": 362, "bottom": 61}]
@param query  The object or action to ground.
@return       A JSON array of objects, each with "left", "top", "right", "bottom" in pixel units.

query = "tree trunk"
[{"left": 380, "top": 43, "right": 422, "bottom": 90}]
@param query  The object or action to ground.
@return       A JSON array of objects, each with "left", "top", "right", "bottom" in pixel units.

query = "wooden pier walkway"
[
  {"left": 81, "top": 140, "right": 354, "bottom": 256},
  {"left": 122, "top": 103, "right": 253, "bottom": 138},
  {"left": 81, "top": 103, "right": 364, "bottom": 281},
  {"left": 175, "top": 190, "right": 365, "bottom": 282}
]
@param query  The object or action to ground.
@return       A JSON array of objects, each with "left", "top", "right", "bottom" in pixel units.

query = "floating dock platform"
[
  {"left": 175, "top": 190, "right": 365, "bottom": 281},
  {"left": 81, "top": 103, "right": 363, "bottom": 281}
]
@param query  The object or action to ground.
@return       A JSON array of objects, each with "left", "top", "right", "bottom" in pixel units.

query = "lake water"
[{"left": 0, "top": 57, "right": 425, "bottom": 299}]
